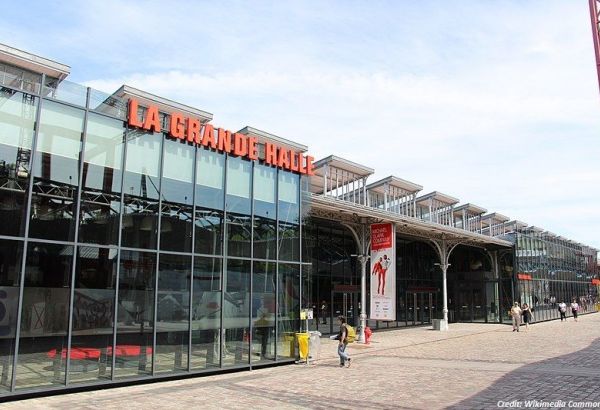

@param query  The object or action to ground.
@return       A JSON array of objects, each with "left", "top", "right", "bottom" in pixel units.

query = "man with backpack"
[{"left": 336, "top": 315, "right": 352, "bottom": 367}]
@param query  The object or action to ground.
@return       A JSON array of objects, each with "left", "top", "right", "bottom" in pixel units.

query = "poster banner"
[{"left": 370, "top": 223, "right": 396, "bottom": 321}]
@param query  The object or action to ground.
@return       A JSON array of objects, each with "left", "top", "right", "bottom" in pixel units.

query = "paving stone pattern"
[{"left": 4, "top": 313, "right": 600, "bottom": 409}]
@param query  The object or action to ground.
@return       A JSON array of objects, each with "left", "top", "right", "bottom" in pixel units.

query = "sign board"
[
  {"left": 300, "top": 308, "right": 313, "bottom": 320},
  {"left": 370, "top": 223, "right": 396, "bottom": 321},
  {"left": 127, "top": 99, "right": 314, "bottom": 176}
]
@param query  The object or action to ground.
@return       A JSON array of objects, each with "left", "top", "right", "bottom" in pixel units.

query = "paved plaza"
[{"left": 4, "top": 313, "right": 600, "bottom": 409}]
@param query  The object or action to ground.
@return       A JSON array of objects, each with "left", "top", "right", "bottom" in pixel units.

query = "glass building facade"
[
  {"left": 0, "top": 46, "right": 598, "bottom": 399},
  {"left": 0, "top": 65, "right": 308, "bottom": 396},
  {"left": 509, "top": 231, "right": 599, "bottom": 321},
  {"left": 302, "top": 218, "right": 517, "bottom": 334}
]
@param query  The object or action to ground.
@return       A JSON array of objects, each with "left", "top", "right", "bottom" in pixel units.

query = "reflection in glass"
[
  {"left": 121, "top": 130, "right": 162, "bottom": 249},
  {"left": 223, "top": 259, "right": 250, "bottom": 366},
  {"left": 30, "top": 101, "right": 84, "bottom": 241},
  {"left": 191, "top": 257, "right": 221, "bottom": 370},
  {"left": 16, "top": 242, "right": 73, "bottom": 389},
  {"left": 155, "top": 254, "right": 190, "bottom": 373},
  {"left": 277, "top": 264, "right": 300, "bottom": 359},
  {"left": 160, "top": 138, "right": 194, "bottom": 252},
  {"left": 0, "top": 239, "right": 24, "bottom": 391},
  {"left": 195, "top": 149, "right": 224, "bottom": 256},
  {"left": 114, "top": 251, "right": 155, "bottom": 378},
  {"left": 69, "top": 246, "right": 117, "bottom": 383},
  {"left": 0, "top": 88, "right": 37, "bottom": 237},
  {"left": 278, "top": 172, "right": 300, "bottom": 261},
  {"left": 226, "top": 157, "right": 252, "bottom": 258},
  {"left": 79, "top": 113, "right": 124, "bottom": 245},
  {"left": 253, "top": 164, "right": 276, "bottom": 260},
  {"left": 252, "top": 261, "right": 275, "bottom": 363}
]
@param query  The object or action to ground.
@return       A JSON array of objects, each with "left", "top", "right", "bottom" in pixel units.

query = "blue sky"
[{"left": 2, "top": 1, "right": 599, "bottom": 249}]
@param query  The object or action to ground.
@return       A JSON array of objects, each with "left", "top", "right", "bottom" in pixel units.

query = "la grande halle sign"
[{"left": 127, "top": 99, "right": 315, "bottom": 175}]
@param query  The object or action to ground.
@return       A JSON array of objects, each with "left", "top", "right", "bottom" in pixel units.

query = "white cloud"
[{"left": 66, "top": 1, "right": 600, "bottom": 248}]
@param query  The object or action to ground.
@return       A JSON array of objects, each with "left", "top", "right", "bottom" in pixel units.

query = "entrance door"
[
  {"left": 406, "top": 292, "right": 435, "bottom": 325},
  {"left": 457, "top": 284, "right": 472, "bottom": 322},
  {"left": 455, "top": 283, "right": 489, "bottom": 322},
  {"left": 332, "top": 291, "right": 358, "bottom": 329}
]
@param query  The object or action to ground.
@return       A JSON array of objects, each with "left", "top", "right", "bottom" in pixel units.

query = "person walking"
[
  {"left": 571, "top": 299, "right": 580, "bottom": 322},
  {"left": 558, "top": 301, "right": 567, "bottom": 321},
  {"left": 510, "top": 302, "right": 522, "bottom": 332},
  {"left": 336, "top": 315, "right": 351, "bottom": 367},
  {"left": 521, "top": 303, "right": 534, "bottom": 331}
]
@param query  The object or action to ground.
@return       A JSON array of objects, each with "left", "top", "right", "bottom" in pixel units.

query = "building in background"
[{"left": 0, "top": 43, "right": 597, "bottom": 399}]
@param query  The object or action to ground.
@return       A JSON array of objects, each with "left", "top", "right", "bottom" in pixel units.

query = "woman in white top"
[{"left": 570, "top": 300, "right": 579, "bottom": 322}]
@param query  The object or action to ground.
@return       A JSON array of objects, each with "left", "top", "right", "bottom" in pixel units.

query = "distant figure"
[
  {"left": 521, "top": 303, "right": 533, "bottom": 331},
  {"left": 320, "top": 300, "right": 328, "bottom": 325},
  {"left": 558, "top": 301, "right": 567, "bottom": 321},
  {"left": 510, "top": 302, "right": 522, "bottom": 332},
  {"left": 571, "top": 299, "right": 579, "bottom": 322}
]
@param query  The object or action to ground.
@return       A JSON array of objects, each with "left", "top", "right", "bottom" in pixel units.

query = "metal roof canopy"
[
  {"left": 310, "top": 155, "right": 374, "bottom": 195},
  {"left": 542, "top": 231, "right": 557, "bottom": 238},
  {"left": 366, "top": 175, "right": 422, "bottom": 195},
  {"left": 481, "top": 212, "right": 510, "bottom": 224},
  {"left": 416, "top": 191, "right": 459, "bottom": 206},
  {"left": 310, "top": 193, "right": 512, "bottom": 249},
  {"left": 522, "top": 225, "right": 544, "bottom": 234},
  {"left": 114, "top": 85, "right": 213, "bottom": 123},
  {"left": 453, "top": 203, "right": 487, "bottom": 216},
  {"left": 237, "top": 126, "right": 307, "bottom": 153},
  {"left": 504, "top": 220, "right": 528, "bottom": 231},
  {"left": 0, "top": 43, "right": 70, "bottom": 80}
]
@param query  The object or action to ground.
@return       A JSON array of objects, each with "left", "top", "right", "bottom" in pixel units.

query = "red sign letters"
[{"left": 127, "top": 98, "right": 315, "bottom": 175}]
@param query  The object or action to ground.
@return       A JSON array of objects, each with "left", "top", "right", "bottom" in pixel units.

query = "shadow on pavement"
[{"left": 449, "top": 337, "right": 600, "bottom": 409}]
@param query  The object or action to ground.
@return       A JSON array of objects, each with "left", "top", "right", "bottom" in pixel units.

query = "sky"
[{"left": 2, "top": 0, "right": 599, "bottom": 249}]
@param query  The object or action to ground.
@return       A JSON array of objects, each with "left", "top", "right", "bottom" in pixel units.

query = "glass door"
[
  {"left": 472, "top": 286, "right": 486, "bottom": 322},
  {"left": 332, "top": 292, "right": 358, "bottom": 328},
  {"left": 420, "top": 293, "right": 434, "bottom": 324},
  {"left": 406, "top": 292, "right": 416, "bottom": 325},
  {"left": 457, "top": 284, "right": 471, "bottom": 322}
]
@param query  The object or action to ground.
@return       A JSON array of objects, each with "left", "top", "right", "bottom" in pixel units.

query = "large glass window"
[
  {"left": 0, "top": 89, "right": 37, "bottom": 237},
  {"left": 30, "top": 101, "right": 84, "bottom": 241},
  {"left": 114, "top": 250, "right": 155, "bottom": 378},
  {"left": 278, "top": 172, "right": 300, "bottom": 261},
  {"left": 277, "top": 264, "right": 300, "bottom": 359},
  {"left": 252, "top": 261, "right": 275, "bottom": 363},
  {"left": 225, "top": 157, "right": 252, "bottom": 258},
  {"left": 16, "top": 242, "right": 73, "bottom": 389},
  {"left": 253, "top": 164, "right": 277, "bottom": 260},
  {"left": 79, "top": 113, "right": 124, "bottom": 245},
  {"left": 0, "top": 239, "right": 24, "bottom": 391},
  {"left": 160, "top": 139, "right": 194, "bottom": 252},
  {"left": 191, "top": 256, "right": 221, "bottom": 370},
  {"left": 69, "top": 246, "right": 117, "bottom": 384},
  {"left": 223, "top": 259, "right": 250, "bottom": 366},
  {"left": 194, "top": 149, "right": 224, "bottom": 256},
  {"left": 155, "top": 254, "right": 190, "bottom": 374},
  {"left": 121, "top": 131, "right": 162, "bottom": 249}
]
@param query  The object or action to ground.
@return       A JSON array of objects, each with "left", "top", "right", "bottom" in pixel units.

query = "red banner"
[{"left": 371, "top": 223, "right": 393, "bottom": 250}]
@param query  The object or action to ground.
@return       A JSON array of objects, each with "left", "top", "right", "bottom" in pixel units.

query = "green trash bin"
[{"left": 296, "top": 332, "right": 309, "bottom": 360}]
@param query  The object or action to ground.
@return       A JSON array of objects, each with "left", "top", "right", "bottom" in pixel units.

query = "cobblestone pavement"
[{"left": 4, "top": 313, "right": 600, "bottom": 409}]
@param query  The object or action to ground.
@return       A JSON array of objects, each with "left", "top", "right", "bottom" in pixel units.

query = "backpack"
[{"left": 345, "top": 325, "right": 356, "bottom": 343}]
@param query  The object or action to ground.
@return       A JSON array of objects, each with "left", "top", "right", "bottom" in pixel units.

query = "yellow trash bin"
[
  {"left": 282, "top": 333, "right": 295, "bottom": 357},
  {"left": 296, "top": 332, "right": 309, "bottom": 360}
]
